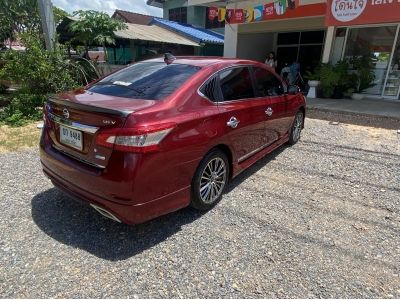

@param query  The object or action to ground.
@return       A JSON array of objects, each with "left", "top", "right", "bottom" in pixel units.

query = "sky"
[{"left": 52, "top": 0, "right": 163, "bottom": 17}]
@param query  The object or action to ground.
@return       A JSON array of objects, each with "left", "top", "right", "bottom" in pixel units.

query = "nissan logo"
[{"left": 62, "top": 108, "right": 70, "bottom": 119}]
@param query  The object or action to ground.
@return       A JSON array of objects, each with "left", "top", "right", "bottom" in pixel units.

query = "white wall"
[{"left": 237, "top": 33, "right": 275, "bottom": 62}]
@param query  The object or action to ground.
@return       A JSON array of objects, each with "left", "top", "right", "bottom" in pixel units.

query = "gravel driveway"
[{"left": 1, "top": 118, "right": 399, "bottom": 298}]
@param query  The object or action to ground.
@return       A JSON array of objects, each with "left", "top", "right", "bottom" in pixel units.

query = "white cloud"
[{"left": 52, "top": 0, "right": 163, "bottom": 17}]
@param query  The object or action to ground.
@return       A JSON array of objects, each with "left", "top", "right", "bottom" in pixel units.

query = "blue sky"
[{"left": 52, "top": 0, "right": 163, "bottom": 17}]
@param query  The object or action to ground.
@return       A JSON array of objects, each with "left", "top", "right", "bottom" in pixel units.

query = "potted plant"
[
  {"left": 315, "top": 61, "right": 356, "bottom": 98},
  {"left": 349, "top": 56, "right": 375, "bottom": 100},
  {"left": 304, "top": 68, "right": 321, "bottom": 98}
]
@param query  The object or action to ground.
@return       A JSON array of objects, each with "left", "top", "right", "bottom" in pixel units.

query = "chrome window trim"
[
  {"left": 48, "top": 113, "right": 100, "bottom": 134},
  {"left": 197, "top": 64, "right": 287, "bottom": 104},
  {"left": 197, "top": 64, "right": 256, "bottom": 104}
]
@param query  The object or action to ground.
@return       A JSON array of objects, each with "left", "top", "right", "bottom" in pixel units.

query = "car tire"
[
  {"left": 288, "top": 111, "right": 304, "bottom": 145},
  {"left": 191, "top": 149, "right": 229, "bottom": 210}
]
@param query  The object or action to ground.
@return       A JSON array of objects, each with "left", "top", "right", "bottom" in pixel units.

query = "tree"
[
  {"left": 69, "top": 10, "right": 127, "bottom": 59},
  {"left": 0, "top": 0, "right": 42, "bottom": 43},
  {"left": 53, "top": 6, "right": 69, "bottom": 26}
]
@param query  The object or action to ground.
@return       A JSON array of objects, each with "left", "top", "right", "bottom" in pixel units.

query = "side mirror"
[{"left": 288, "top": 85, "right": 299, "bottom": 95}]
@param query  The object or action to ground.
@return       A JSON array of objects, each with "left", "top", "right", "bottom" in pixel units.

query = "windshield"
[{"left": 87, "top": 62, "right": 201, "bottom": 100}]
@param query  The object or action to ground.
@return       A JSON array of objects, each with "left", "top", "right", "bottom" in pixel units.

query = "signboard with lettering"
[
  {"left": 326, "top": 0, "right": 400, "bottom": 26},
  {"left": 207, "top": 0, "right": 329, "bottom": 24}
]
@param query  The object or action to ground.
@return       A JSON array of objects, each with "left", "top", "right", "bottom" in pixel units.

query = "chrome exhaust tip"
[{"left": 90, "top": 204, "right": 121, "bottom": 223}]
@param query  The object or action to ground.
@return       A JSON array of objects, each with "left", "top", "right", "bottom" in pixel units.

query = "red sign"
[
  {"left": 326, "top": 0, "right": 400, "bottom": 26},
  {"left": 208, "top": 7, "right": 218, "bottom": 21}
]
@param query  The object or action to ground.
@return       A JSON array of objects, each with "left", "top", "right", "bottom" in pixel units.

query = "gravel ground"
[{"left": 0, "top": 118, "right": 399, "bottom": 298}]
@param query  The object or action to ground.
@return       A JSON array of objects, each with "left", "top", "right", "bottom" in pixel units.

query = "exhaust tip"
[{"left": 90, "top": 204, "right": 122, "bottom": 223}]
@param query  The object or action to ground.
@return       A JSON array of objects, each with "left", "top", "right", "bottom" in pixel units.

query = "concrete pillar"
[
  {"left": 322, "top": 26, "right": 335, "bottom": 63},
  {"left": 224, "top": 24, "right": 238, "bottom": 58}
]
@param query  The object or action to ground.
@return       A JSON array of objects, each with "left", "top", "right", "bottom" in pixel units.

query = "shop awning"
[{"left": 114, "top": 23, "right": 200, "bottom": 47}]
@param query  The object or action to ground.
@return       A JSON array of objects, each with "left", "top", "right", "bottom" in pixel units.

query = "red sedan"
[{"left": 40, "top": 56, "right": 305, "bottom": 224}]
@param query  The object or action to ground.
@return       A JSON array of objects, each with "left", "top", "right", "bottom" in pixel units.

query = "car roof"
[{"left": 141, "top": 56, "right": 261, "bottom": 68}]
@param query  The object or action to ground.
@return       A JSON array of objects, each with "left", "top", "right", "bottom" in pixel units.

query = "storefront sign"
[
  {"left": 206, "top": 0, "right": 327, "bottom": 25},
  {"left": 326, "top": 0, "right": 400, "bottom": 26}
]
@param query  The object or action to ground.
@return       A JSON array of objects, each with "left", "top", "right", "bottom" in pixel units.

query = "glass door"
[
  {"left": 344, "top": 26, "right": 398, "bottom": 96},
  {"left": 383, "top": 26, "right": 400, "bottom": 99}
]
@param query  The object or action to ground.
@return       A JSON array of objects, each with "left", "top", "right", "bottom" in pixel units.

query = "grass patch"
[{"left": 0, "top": 122, "right": 41, "bottom": 153}]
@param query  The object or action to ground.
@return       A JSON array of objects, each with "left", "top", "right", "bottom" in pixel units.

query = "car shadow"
[{"left": 31, "top": 144, "right": 289, "bottom": 261}]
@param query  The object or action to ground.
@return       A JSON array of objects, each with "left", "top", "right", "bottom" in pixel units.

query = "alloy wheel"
[{"left": 199, "top": 157, "right": 227, "bottom": 204}]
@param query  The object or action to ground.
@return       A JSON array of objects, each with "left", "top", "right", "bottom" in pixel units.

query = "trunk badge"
[
  {"left": 103, "top": 120, "right": 116, "bottom": 125},
  {"left": 62, "top": 108, "right": 70, "bottom": 119}
]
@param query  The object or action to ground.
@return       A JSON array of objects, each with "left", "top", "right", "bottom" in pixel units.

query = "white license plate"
[{"left": 60, "top": 125, "right": 83, "bottom": 150}]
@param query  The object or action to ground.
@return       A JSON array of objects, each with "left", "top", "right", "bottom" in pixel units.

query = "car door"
[
  {"left": 215, "top": 66, "right": 267, "bottom": 163},
  {"left": 252, "top": 66, "right": 293, "bottom": 144}
]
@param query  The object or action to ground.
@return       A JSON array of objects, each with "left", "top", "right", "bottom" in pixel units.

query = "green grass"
[{"left": 0, "top": 122, "right": 41, "bottom": 153}]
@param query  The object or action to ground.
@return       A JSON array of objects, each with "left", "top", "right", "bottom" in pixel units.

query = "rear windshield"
[{"left": 87, "top": 62, "right": 201, "bottom": 100}]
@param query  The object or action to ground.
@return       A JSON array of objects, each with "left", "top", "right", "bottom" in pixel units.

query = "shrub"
[
  {"left": 0, "top": 93, "right": 46, "bottom": 126},
  {"left": 0, "top": 34, "right": 79, "bottom": 94}
]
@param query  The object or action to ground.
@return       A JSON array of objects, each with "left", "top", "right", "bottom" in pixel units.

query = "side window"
[
  {"left": 253, "top": 67, "right": 285, "bottom": 97},
  {"left": 200, "top": 76, "right": 220, "bottom": 102},
  {"left": 219, "top": 67, "right": 254, "bottom": 101}
]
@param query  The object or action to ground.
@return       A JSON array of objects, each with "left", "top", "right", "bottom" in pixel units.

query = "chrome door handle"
[
  {"left": 227, "top": 116, "right": 240, "bottom": 128},
  {"left": 265, "top": 107, "right": 273, "bottom": 116}
]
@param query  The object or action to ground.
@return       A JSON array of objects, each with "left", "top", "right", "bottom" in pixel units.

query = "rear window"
[{"left": 87, "top": 62, "right": 201, "bottom": 100}]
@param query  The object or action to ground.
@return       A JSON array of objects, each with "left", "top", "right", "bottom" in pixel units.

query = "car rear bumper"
[
  {"left": 41, "top": 159, "right": 190, "bottom": 225},
  {"left": 40, "top": 144, "right": 191, "bottom": 225}
]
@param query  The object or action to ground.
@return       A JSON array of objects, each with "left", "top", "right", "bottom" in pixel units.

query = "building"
[
  {"left": 111, "top": 10, "right": 154, "bottom": 25},
  {"left": 147, "top": 0, "right": 225, "bottom": 34},
  {"left": 183, "top": 0, "right": 400, "bottom": 100}
]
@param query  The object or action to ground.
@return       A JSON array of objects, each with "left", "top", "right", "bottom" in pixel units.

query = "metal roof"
[
  {"left": 114, "top": 23, "right": 200, "bottom": 47},
  {"left": 150, "top": 18, "right": 224, "bottom": 45}
]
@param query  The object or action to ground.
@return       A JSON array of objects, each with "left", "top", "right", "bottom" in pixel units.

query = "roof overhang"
[{"left": 114, "top": 23, "right": 200, "bottom": 47}]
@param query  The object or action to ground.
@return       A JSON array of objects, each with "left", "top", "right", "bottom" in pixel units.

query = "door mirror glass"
[{"left": 288, "top": 85, "right": 299, "bottom": 95}]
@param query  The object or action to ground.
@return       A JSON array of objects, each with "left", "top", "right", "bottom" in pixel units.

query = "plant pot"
[
  {"left": 308, "top": 80, "right": 320, "bottom": 87},
  {"left": 351, "top": 93, "right": 364, "bottom": 100},
  {"left": 307, "top": 80, "right": 320, "bottom": 98},
  {"left": 332, "top": 86, "right": 344, "bottom": 99}
]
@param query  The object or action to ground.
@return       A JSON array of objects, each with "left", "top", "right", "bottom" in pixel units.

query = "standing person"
[{"left": 265, "top": 51, "right": 277, "bottom": 71}]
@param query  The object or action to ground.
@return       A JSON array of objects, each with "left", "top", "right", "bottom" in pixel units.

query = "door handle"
[
  {"left": 227, "top": 116, "right": 240, "bottom": 128},
  {"left": 265, "top": 107, "right": 273, "bottom": 116}
]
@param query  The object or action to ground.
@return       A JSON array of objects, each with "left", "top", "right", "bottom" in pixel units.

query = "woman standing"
[{"left": 265, "top": 52, "right": 277, "bottom": 71}]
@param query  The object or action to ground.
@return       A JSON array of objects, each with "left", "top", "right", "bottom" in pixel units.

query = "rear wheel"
[
  {"left": 288, "top": 111, "right": 304, "bottom": 145},
  {"left": 191, "top": 150, "right": 229, "bottom": 210}
]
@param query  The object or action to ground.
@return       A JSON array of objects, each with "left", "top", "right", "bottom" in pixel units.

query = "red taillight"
[{"left": 96, "top": 123, "right": 176, "bottom": 153}]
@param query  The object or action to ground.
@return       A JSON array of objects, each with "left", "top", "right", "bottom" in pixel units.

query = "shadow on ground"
[{"left": 31, "top": 145, "right": 287, "bottom": 261}]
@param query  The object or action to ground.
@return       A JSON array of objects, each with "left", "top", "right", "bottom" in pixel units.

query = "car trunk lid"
[{"left": 45, "top": 90, "right": 157, "bottom": 168}]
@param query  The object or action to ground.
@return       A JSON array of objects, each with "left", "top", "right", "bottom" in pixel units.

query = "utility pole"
[{"left": 37, "top": 0, "right": 56, "bottom": 51}]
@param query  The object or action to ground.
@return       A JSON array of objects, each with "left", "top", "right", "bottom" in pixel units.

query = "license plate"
[{"left": 60, "top": 125, "right": 83, "bottom": 150}]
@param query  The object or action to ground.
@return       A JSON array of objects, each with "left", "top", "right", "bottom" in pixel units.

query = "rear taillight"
[{"left": 96, "top": 123, "right": 176, "bottom": 153}]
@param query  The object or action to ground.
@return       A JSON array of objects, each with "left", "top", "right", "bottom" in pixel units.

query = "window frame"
[
  {"left": 250, "top": 66, "right": 287, "bottom": 98},
  {"left": 198, "top": 65, "right": 259, "bottom": 104}
]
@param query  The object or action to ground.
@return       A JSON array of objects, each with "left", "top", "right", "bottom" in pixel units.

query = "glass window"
[
  {"left": 300, "top": 31, "right": 325, "bottom": 44},
  {"left": 344, "top": 26, "right": 397, "bottom": 95},
  {"left": 219, "top": 67, "right": 254, "bottom": 101},
  {"left": 88, "top": 62, "right": 200, "bottom": 100},
  {"left": 253, "top": 67, "right": 284, "bottom": 97},
  {"left": 277, "top": 32, "right": 300, "bottom": 45},
  {"left": 200, "top": 76, "right": 220, "bottom": 102},
  {"left": 169, "top": 7, "right": 187, "bottom": 23}
]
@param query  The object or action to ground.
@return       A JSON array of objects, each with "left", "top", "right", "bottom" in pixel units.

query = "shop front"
[
  {"left": 189, "top": 0, "right": 400, "bottom": 100},
  {"left": 326, "top": 0, "right": 400, "bottom": 100}
]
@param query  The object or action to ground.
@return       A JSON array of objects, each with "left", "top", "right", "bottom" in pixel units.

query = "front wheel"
[
  {"left": 191, "top": 150, "right": 229, "bottom": 210},
  {"left": 288, "top": 111, "right": 304, "bottom": 145}
]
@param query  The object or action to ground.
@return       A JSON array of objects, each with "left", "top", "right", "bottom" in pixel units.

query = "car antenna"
[{"left": 164, "top": 52, "right": 176, "bottom": 65}]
